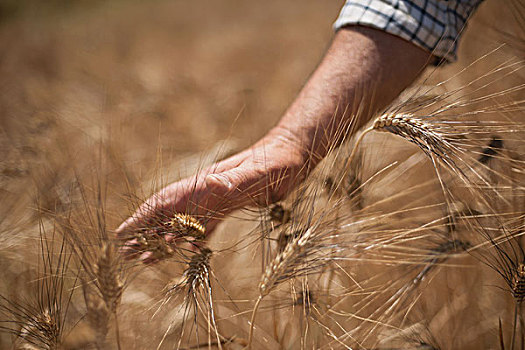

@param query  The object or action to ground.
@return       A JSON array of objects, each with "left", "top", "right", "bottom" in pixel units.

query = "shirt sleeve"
[{"left": 334, "top": 0, "right": 484, "bottom": 63}]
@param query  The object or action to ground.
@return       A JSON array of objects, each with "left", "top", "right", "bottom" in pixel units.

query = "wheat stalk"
[
  {"left": 512, "top": 264, "right": 525, "bottom": 303},
  {"left": 78, "top": 242, "right": 124, "bottom": 350},
  {"left": 248, "top": 223, "right": 327, "bottom": 348},
  {"left": 95, "top": 242, "right": 124, "bottom": 350},
  {"left": 507, "top": 262, "right": 525, "bottom": 350},
  {"left": 246, "top": 156, "right": 358, "bottom": 347},
  {"left": 60, "top": 206, "right": 126, "bottom": 348},
  {"left": 345, "top": 113, "right": 457, "bottom": 170},
  {"left": 96, "top": 243, "right": 124, "bottom": 314},
  {"left": 183, "top": 247, "right": 213, "bottom": 293},
  {"left": 81, "top": 279, "right": 109, "bottom": 346},
  {"left": 0, "top": 222, "right": 75, "bottom": 350},
  {"left": 371, "top": 114, "right": 451, "bottom": 157},
  {"left": 168, "top": 213, "right": 206, "bottom": 240},
  {"left": 441, "top": 211, "right": 525, "bottom": 350},
  {"left": 123, "top": 212, "right": 206, "bottom": 262},
  {"left": 157, "top": 247, "right": 221, "bottom": 350},
  {"left": 259, "top": 227, "right": 314, "bottom": 298},
  {"left": 16, "top": 309, "right": 60, "bottom": 350}
]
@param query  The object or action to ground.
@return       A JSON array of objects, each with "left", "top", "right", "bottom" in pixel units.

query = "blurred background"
[{"left": 0, "top": 0, "right": 342, "bottom": 192}]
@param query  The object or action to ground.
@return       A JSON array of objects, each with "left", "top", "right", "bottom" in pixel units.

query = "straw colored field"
[{"left": 1, "top": 0, "right": 525, "bottom": 349}]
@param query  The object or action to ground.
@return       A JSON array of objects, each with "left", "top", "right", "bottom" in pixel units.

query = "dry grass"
[
  {"left": 0, "top": 222, "right": 77, "bottom": 350},
  {"left": 2, "top": 0, "right": 525, "bottom": 349}
]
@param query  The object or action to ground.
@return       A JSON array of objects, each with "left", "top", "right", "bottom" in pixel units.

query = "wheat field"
[{"left": 1, "top": 0, "right": 525, "bottom": 349}]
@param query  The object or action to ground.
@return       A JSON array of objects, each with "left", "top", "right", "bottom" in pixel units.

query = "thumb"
[
  {"left": 205, "top": 166, "right": 261, "bottom": 209},
  {"left": 205, "top": 172, "right": 234, "bottom": 193}
]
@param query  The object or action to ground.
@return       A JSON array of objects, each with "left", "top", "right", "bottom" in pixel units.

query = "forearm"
[{"left": 271, "top": 26, "right": 433, "bottom": 166}]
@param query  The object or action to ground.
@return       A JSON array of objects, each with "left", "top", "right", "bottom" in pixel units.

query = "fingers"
[
  {"left": 116, "top": 178, "right": 199, "bottom": 237},
  {"left": 205, "top": 159, "right": 297, "bottom": 208},
  {"left": 116, "top": 150, "right": 253, "bottom": 237},
  {"left": 206, "top": 158, "right": 277, "bottom": 202},
  {"left": 120, "top": 238, "right": 141, "bottom": 259},
  {"left": 139, "top": 251, "right": 159, "bottom": 265},
  {"left": 116, "top": 216, "right": 138, "bottom": 237},
  {"left": 116, "top": 175, "right": 219, "bottom": 263},
  {"left": 116, "top": 170, "right": 247, "bottom": 264}
]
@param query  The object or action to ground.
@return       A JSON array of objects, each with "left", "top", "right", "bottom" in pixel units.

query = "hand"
[{"left": 116, "top": 128, "right": 311, "bottom": 263}]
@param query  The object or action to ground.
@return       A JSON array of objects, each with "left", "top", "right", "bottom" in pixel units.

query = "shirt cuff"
[{"left": 334, "top": 0, "right": 483, "bottom": 63}]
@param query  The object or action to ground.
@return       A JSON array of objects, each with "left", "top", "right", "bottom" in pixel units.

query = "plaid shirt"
[{"left": 334, "top": 0, "right": 484, "bottom": 62}]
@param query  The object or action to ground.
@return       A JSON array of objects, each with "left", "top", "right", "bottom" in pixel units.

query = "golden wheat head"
[
  {"left": 168, "top": 213, "right": 206, "bottom": 239},
  {"left": 96, "top": 242, "right": 124, "bottom": 314}
]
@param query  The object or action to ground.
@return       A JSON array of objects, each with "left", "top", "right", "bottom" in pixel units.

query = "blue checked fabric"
[{"left": 334, "top": 0, "right": 484, "bottom": 62}]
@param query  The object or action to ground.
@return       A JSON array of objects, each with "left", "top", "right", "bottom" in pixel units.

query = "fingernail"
[
  {"left": 206, "top": 174, "right": 233, "bottom": 190},
  {"left": 116, "top": 222, "right": 126, "bottom": 234},
  {"left": 140, "top": 251, "right": 153, "bottom": 262}
]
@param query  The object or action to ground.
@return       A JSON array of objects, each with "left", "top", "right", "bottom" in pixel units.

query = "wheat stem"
[
  {"left": 500, "top": 318, "right": 506, "bottom": 350},
  {"left": 114, "top": 312, "right": 122, "bottom": 350},
  {"left": 344, "top": 127, "right": 373, "bottom": 169},
  {"left": 247, "top": 295, "right": 263, "bottom": 349},
  {"left": 512, "top": 302, "right": 521, "bottom": 350}
]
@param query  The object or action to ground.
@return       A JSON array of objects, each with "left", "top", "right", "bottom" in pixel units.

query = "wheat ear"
[
  {"left": 0, "top": 223, "right": 73, "bottom": 350},
  {"left": 508, "top": 264, "right": 525, "bottom": 350},
  {"left": 96, "top": 243, "right": 123, "bottom": 314},
  {"left": 129, "top": 213, "right": 205, "bottom": 261},
  {"left": 158, "top": 248, "right": 216, "bottom": 350},
  {"left": 346, "top": 113, "right": 452, "bottom": 168},
  {"left": 17, "top": 309, "right": 60, "bottom": 350},
  {"left": 96, "top": 242, "right": 123, "bottom": 350},
  {"left": 79, "top": 242, "right": 123, "bottom": 350},
  {"left": 168, "top": 213, "right": 206, "bottom": 240},
  {"left": 184, "top": 247, "right": 213, "bottom": 291},
  {"left": 247, "top": 227, "right": 314, "bottom": 348},
  {"left": 512, "top": 264, "right": 525, "bottom": 303}
]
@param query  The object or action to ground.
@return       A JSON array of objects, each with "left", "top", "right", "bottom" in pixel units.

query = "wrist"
[{"left": 265, "top": 125, "right": 317, "bottom": 169}]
